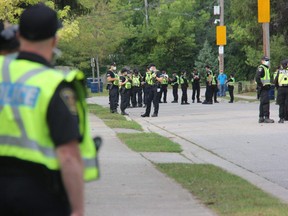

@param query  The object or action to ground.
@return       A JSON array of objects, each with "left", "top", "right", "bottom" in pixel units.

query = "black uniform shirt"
[
  {"left": 106, "top": 70, "right": 115, "bottom": 81},
  {"left": 193, "top": 73, "right": 200, "bottom": 84},
  {"left": 255, "top": 64, "right": 267, "bottom": 87}
]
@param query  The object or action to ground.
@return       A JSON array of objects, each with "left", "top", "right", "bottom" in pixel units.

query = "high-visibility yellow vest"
[
  {"left": 132, "top": 75, "right": 140, "bottom": 87},
  {"left": 113, "top": 72, "right": 119, "bottom": 86},
  {"left": 259, "top": 65, "right": 271, "bottom": 86},
  {"left": 162, "top": 75, "right": 168, "bottom": 84},
  {"left": 171, "top": 75, "right": 179, "bottom": 86},
  {"left": 180, "top": 76, "right": 184, "bottom": 85},
  {"left": 227, "top": 77, "right": 235, "bottom": 86},
  {"left": 145, "top": 72, "right": 153, "bottom": 85},
  {"left": 124, "top": 76, "right": 132, "bottom": 89},
  {"left": 278, "top": 69, "right": 288, "bottom": 86},
  {"left": 0, "top": 56, "right": 98, "bottom": 181}
]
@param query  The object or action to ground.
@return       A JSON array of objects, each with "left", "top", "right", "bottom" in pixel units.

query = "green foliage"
[{"left": 194, "top": 40, "right": 218, "bottom": 74}]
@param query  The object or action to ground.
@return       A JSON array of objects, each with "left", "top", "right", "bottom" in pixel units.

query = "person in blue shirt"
[{"left": 217, "top": 70, "right": 227, "bottom": 97}]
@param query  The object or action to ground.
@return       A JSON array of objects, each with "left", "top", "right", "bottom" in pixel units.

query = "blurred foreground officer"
[
  {"left": 0, "top": 4, "right": 98, "bottom": 216},
  {"left": 106, "top": 62, "right": 119, "bottom": 113},
  {"left": 255, "top": 56, "right": 274, "bottom": 123},
  {"left": 274, "top": 59, "right": 288, "bottom": 123}
]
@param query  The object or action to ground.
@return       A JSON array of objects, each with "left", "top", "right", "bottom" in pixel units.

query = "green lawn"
[
  {"left": 117, "top": 132, "right": 182, "bottom": 152},
  {"left": 88, "top": 104, "right": 143, "bottom": 131},
  {"left": 156, "top": 163, "right": 288, "bottom": 216}
]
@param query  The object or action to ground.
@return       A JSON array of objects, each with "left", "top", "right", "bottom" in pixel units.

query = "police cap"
[
  {"left": 19, "top": 3, "right": 62, "bottom": 41},
  {"left": 148, "top": 63, "right": 155, "bottom": 68}
]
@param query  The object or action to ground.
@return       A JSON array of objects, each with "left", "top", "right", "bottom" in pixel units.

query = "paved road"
[{"left": 88, "top": 89, "right": 288, "bottom": 203}]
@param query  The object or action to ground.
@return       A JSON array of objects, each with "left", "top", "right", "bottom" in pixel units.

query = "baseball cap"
[
  {"left": 148, "top": 63, "right": 156, "bottom": 68},
  {"left": 110, "top": 62, "right": 116, "bottom": 66},
  {"left": 19, "top": 3, "right": 62, "bottom": 41}
]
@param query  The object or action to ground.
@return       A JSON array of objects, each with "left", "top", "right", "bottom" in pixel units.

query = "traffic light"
[
  {"left": 216, "top": 26, "right": 226, "bottom": 46},
  {"left": 258, "top": 0, "right": 270, "bottom": 23}
]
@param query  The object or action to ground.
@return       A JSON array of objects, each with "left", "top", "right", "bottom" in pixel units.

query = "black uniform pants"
[
  {"left": 212, "top": 85, "right": 218, "bottom": 102},
  {"left": 109, "top": 86, "right": 119, "bottom": 111},
  {"left": 259, "top": 88, "right": 270, "bottom": 118},
  {"left": 120, "top": 88, "right": 130, "bottom": 112},
  {"left": 228, "top": 85, "right": 234, "bottom": 102},
  {"left": 160, "top": 84, "right": 168, "bottom": 102},
  {"left": 0, "top": 165, "right": 70, "bottom": 216},
  {"left": 205, "top": 83, "right": 213, "bottom": 102},
  {"left": 144, "top": 86, "right": 160, "bottom": 115},
  {"left": 192, "top": 83, "right": 200, "bottom": 101},
  {"left": 181, "top": 85, "right": 188, "bottom": 103},
  {"left": 277, "top": 87, "right": 288, "bottom": 119},
  {"left": 143, "top": 85, "right": 149, "bottom": 105},
  {"left": 131, "top": 86, "right": 142, "bottom": 107},
  {"left": 172, "top": 84, "right": 179, "bottom": 102}
]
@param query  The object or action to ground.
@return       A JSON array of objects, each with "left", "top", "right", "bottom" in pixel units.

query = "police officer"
[
  {"left": 226, "top": 74, "right": 235, "bottom": 103},
  {"left": 202, "top": 65, "right": 213, "bottom": 104},
  {"left": 106, "top": 62, "right": 119, "bottom": 113},
  {"left": 212, "top": 72, "right": 219, "bottom": 103},
  {"left": 0, "top": 4, "right": 98, "bottom": 215},
  {"left": 191, "top": 69, "right": 202, "bottom": 103},
  {"left": 170, "top": 72, "right": 179, "bottom": 103},
  {"left": 274, "top": 59, "right": 288, "bottom": 123},
  {"left": 131, "top": 69, "right": 143, "bottom": 107},
  {"left": 159, "top": 69, "right": 169, "bottom": 103},
  {"left": 141, "top": 63, "right": 163, "bottom": 117},
  {"left": 119, "top": 68, "right": 132, "bottom": 115},
  {"left": 255, "top": 56, "right": 274, "bottom": 123},
  {"left": 180, "top": 71, "right": 189, "bottom": 104}
]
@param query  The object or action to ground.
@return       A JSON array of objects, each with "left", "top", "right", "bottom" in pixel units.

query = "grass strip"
[
  {"left": 117, "top": 132, "right": 182, "bottom": 152},
  {"left": 88, "top": 104, "right": 143, "bottom": 131},
  {"left": 86, "top": 88, "right": 109, "bottom": 97},
  {"left": 156, "top": 163, "right": 288, "bottom": 216}
]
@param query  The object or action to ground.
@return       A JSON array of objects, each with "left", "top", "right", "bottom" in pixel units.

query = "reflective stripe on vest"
[
  {"left": 0, "top": 57, "right": 98, "bottom": 181},
  {"left": 278, "top": 69, "right": 288, "bottom": 86},
  {"left": 259, "top": 65, "right": 271, "bottom": 85}
]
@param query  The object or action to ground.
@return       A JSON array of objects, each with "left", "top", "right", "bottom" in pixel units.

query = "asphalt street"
[{"left": 87, "top": 88, "right": 288, "bottom": 204}]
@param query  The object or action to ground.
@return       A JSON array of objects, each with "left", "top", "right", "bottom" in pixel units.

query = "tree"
[{"left": 194, "top": 40, "right": 218, "bottom": 76}]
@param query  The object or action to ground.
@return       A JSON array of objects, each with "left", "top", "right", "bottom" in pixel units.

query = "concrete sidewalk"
[{"left": 85, "top": 113, "right": 216, "bottom": 216}]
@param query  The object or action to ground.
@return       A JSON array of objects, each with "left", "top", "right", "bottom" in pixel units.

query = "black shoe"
[
  {"left": 228, "top": 101, "right": 233, "bottom": 103},
  {"left": 111, "top": 109, "right": 117, "bottom": 113},
  {"left": 164, "top": 101, "right": 167, "bottom": 103},
  {"left": 197, "top": 100, "right": 202, "bottom": 103},
  {"left": 171, "top": 101, "right": 178, "bottom": 103},
  {"left": 185, "top": 102, "right": 190, "bottom": 104},
  {"left": 159, "top": 101, "right": 163, "bottom": 103},
  {"left": 121, "top": 112, "right": 129, "bottom": 116},
  {"left": 192, "top": 100, "right": 195, "bottom": 103},
  {"left": 214, "top": 101, "right": 219, "bottom": 103},
  {"left": 151, "top": 113, "right": 158, "bottom": 117},
  {"left": 263, "top": 117, "right": 274, "bottom": 123},
  {"left": 278, "top": 118, "right": 285, "bottom": 123},
  {"left": 258, "top": 117, "right": 264, "bottom": 123},
  {"left": 141, "top": 114, "right": 149, "bottom": 117},
  {"left": 202, "top": 101, "right": 212, "bottom": 105},
  {"left": 143, "top": 105, "right": 146, "bottom": 108},
  {"left": 138, "top": 104, "right": 142, "bottom": 107},
  {"left": 181, "top": 102, "right": 185, "bottom": 105}
]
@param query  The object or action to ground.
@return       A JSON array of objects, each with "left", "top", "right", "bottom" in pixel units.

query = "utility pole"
[
  {"left": 258, "top": 0, "right": 270, "bottom": 58},
  {"left": 144, "top": 0, "right": 149, "bottom": 27},
  {"left": 219, "top": 0, "right": 224, "bottom": 73}
]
